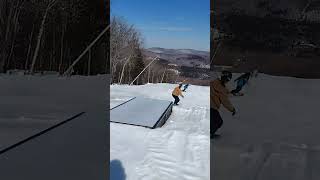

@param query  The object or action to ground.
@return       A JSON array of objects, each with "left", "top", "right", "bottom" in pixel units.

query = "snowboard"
[
  {"left": 232, "top": 92, "right": 244, "bottom": 96},
  {"left": 211, "top": 134, "right": 221, "bottom": 139}
]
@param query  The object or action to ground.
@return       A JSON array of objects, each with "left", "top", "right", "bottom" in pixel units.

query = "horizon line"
[{"left": 145, "top": 47, "right": 210, "bottom": 52}]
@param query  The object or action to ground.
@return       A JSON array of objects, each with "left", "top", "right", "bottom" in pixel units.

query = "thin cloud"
[
  {"left": 159, "top": 27, "right": 193, "bottom": 32},
  {"left": 139, "top": 26, "right": 193, "bottom": 32},
  {"left": 175, "top": 17, "right": 185, "bottom": 21}
]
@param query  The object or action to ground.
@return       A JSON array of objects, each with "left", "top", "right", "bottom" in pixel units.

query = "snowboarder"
[
  {"left": 172, "top": 84, "right": 184, "bottom": 105},
  {"left": 182, "top": 84, "right": 189, "bottom": 92},
  {"left": 211, "top": 71, "right": 236, "bottom": 139},
  {"left": 230, "top": 72, "right": 251, "bottom": 96}
]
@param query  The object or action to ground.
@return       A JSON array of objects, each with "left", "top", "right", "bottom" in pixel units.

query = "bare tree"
[
  {"left": 110, "top": 16, "right": 144, "bottom": 84},
  {"left": 29, "top": 0, "right": 57, "bottom": 74},
  {"left": 25, "top": 24, "right": 35, "bottom": 70},
  {"left": 0, "top": 0, "right": 25, "bottom": 73},
  {"left": 0, "top": 0, "right": 109, "bottom": 75}
]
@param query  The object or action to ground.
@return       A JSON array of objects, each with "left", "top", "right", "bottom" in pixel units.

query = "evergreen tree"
[{"left": 131, "top": 50, "right": 145, "bottom": 85}]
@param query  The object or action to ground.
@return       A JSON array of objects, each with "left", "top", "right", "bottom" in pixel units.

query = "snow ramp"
[{"left": 110, "top": 96, "right": 173, "bottom": 128}]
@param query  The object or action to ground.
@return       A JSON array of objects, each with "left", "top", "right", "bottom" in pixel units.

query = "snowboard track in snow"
[{"left": 136, "top": 106, "right": 209, "bottom": 180}]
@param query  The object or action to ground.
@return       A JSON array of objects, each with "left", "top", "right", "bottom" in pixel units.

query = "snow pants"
[
  {"left": 211, "top": 108, "right": 223, "bottom": 135},
  {"left": 172, "top": 94, "right": 180, "bottom": 105}
]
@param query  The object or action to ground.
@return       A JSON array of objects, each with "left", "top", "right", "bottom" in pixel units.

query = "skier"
[
  {"left": 172, "top": 84, "right": 184, "bottom": 105},
  {"left": 211, "top": 71, "right": 236, "bottom": 139},
  {"left": 230, "top": 72, "right": 251, "bottom": 96},
  {"left": 182, "top": 83, "right": 189, "bottom": 92}
]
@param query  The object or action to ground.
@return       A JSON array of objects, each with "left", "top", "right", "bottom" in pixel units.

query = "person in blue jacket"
[
  {"left": 231, "top": 72, "right": 251, "bottom": 95},
  {"left": 182, "top": 83, "right": 189, "bottom": 92}
]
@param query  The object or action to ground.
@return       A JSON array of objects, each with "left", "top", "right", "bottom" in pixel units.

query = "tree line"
[
  {"left": 0, "top": 0, "right": 109, "bottom": 75},
  {"left": 110, "top": 16, "right": 177, "bottom": 85}
]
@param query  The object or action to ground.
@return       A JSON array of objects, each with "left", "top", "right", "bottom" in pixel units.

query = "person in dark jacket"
[
  {"left": 231, "top": 72, "right": 251, "bottom": 95},
  {"left": 182, "top": 84, "right": 189, "bottom": 92}
]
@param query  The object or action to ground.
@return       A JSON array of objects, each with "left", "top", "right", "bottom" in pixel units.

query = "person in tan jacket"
[
  {"left": 172, "top": 84, "right": 184, "bottom": 105},
  {"left": 211, "top": 71, "right": 236, "bottom": 139}
]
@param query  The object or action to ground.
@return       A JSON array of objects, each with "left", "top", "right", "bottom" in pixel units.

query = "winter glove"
[{"left": 232, "top": 108, "right": 236, "bottom": 116}]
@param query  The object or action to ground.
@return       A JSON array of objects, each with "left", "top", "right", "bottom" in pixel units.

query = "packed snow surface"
[
  {"left": 212, "top": 73, "right": 320, "bottom": 180},
  {"left": 110, "top": 83, "right": 210, "bottom": 180},
  {"left": 217, "top": 73, "right": 320, "bottom": 145},
  {"left": 0, "top": 74, "right": 108, "bottom": 151},
  {"left": 0, "top": 74, "right": 108, "bottom": 180}
]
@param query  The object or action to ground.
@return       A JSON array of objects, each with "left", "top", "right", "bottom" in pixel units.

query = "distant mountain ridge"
[{"left": 143, "top": 47, "right": 210, "bottom": 69}]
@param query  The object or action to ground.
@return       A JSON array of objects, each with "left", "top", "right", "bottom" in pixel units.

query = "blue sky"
[{"left": 111, "top": 0, "right": 210, "bottom": 51}]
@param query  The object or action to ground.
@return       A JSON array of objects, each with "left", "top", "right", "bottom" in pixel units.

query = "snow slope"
[
  {"left": 213, "top": 73, "right": 320, "bottom": 180},
  {"left": 0, "top": 74, "right": 108, "bottom": 179},
  {"left": 110, "top": 83, "right": 210, "bottom": 180},
  {"left": 0, "top": 74, "right": 108, "bottom": 151},
  {"left": 217, "top": 73, "right": 319, "bottom": 145}
]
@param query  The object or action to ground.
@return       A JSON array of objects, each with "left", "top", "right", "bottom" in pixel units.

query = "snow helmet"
[{"left": 221, "top": 70, "right": 232, "bottom": 82}]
